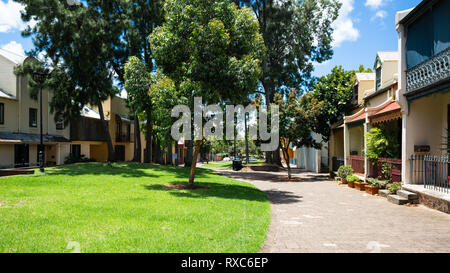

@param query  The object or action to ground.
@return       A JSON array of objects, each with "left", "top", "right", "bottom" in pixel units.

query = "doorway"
[
  {"left": 115, "top": 145, "right": 125, "bottom": 162},
  {"left": 14, "top": 144, "right": 29, "bottom": 168}
]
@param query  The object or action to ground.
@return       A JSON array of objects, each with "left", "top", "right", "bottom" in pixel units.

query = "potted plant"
[
  {"left": 338, "top": 165, "right": 354, "bottom": 184},
  {"left": 354, "top": 179, "right": 368, "bottom": 191},
  {"left": 346, "top": 175, "right": 359, "bottom": 188},
  {"left": 387, "top": 182, "right": 403, "bottom": 195},
  {"left": 366, "top": 178, "right": 381, "bottom": 195}
]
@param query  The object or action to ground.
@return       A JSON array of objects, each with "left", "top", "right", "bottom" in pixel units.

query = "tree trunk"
[
  {"left": 145, "top": 106, "right": 152, "bottom": 163},
  {"left": 98, "top": 101, "right": 115, "bottom": 162},
  {"left": 155, "top": 138, "right": 161, "bottom": 164},
  {"left": 281, "top": 144, "right": 292, "bottom": 180},
  {"left": 133, "top": 114, "right": 142, "bottom": 162},
  {"left": 245, "top": 114, "right": 249, "bottom": 165},
  {"left": 188, "top": 140, "right": 202, "bottom": 186},
  {"left": 185, "top": 140, "right": 193, "bottom": 167},
  {"left": 273, "top": 146, "right": 282, "bottom": 166},
  {"left": 168, "top": 140, "right": 173, "bottom": 166}
]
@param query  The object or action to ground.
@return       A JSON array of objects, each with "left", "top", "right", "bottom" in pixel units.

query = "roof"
[
  {"left": 80, "top": 105, "right": 110, "bottom": 121},
  {"left": 355, "top": 73, "right": 375, "bottom": 82},
  {"left": 399, "top": 0, "right": 434, "bottom": 26},
  {"left": 377, "top": 51, "right": 399, "bottom": 62},
  {"left": 0, "top": 48, "right": 27, "bottom": 65},
  {"left": 395, "top": 8, "right": 414, "bottom": 25},
  {"left": 0, "top": 89, "right": 16, "bottom": 100},
  {"left": 345, "top": 110, "right": 366, "bottom": 124},
  {"left": 368, "top": 101, "right": 402, "bottom": 124},
  {"left": 0, "top": 132, "right": 70, "bottom": 143}
]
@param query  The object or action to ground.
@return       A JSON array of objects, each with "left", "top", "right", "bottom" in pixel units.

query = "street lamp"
[{"left": 32, "top": 69, "right": 49, "bottom": 173}]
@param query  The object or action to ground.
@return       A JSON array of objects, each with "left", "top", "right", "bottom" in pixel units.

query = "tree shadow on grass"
[
  {"left": 144, "top": 183, "right": 271, "bottom": 203},
  {"left": 144, "top": 182, "right": 302, "bottom": 204},
  {"left": 45, "top": 162, "right": 159, "bottom": 178}
]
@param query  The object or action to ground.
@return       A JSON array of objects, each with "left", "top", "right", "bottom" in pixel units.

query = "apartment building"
[
  {"left": 0, "top": 48, "right": 71, "bottom": 168},
  {"left": 396, "top": 0, "right": 450, "bottom": 212},
  {"left": 71, "top": 97, "right": 136, "bottom": 163}
]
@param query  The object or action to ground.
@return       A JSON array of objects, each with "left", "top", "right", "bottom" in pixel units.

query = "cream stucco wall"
[
  {"left": 358, "top": 80, "right": 375, "bottom": 105},
  {"left": 0, "top": 55, "right": 17, "bottom": 97},
  {"left": 349, "top": 125, "right": 364, "bottom": 156},
  {"left": 380, "top": 60, "right": 398, "bottom": 88},
  {"left": 0, "top": 97, "right": 19, "bottom": 132},
  {"left": 0, "top": 144, "right": 14, "bottom": 167}
]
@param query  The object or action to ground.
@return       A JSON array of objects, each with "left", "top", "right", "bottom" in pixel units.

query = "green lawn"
[
  {"left": 202, "top": 160, "right": 265, "bottom": 170},
  {"left": 0, "top": 163, "right": 270, "bottom": 253}
]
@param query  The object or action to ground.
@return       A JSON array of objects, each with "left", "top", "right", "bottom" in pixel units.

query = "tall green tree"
[
  {"left": 124, "top": 56, "right": 153, "bottom": 163},
  {"left": 274, "top": 89, "right": 318, "bottom": 179},
  {"left": 232, "top": 0, "right": 341, "bottom": 164},
  {"left": 150, "top": 0, "right": 265, "bottom": 187},
  {"left": 150, "top": 72, "right": 186, "bottom": 165},
  {"left": 308, "top": 65, "right": 373, "bottom": 142}
]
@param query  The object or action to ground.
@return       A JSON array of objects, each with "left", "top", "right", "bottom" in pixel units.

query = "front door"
[
  {"left": 115, "top": 145, "right": 125, "bottom": 162},
  {"left": 14, "top": 144, "right": 29, "bottom": 168}
]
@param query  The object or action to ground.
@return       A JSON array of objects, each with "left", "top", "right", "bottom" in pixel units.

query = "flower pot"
[
  {"left": 341, "top": 178, "right": 348, "bottom": 184},
  {"left": 354, "top": 181, "right": 367, "bottom": 191},
  {"left": 365, "top": 185, "right": 379, "bottom": 195},
  {"left": 348, "top": 181, "right": 355, "bottom": 188}
]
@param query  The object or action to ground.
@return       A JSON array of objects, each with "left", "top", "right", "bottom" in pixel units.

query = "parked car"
[
  {"left": 223, "top": 157, "right": 231, "bottom": 161},
  {"left": 248, "top": 157, "right": 259, "bottom": 162}
]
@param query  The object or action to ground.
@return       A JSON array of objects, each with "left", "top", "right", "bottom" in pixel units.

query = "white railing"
[{"left": 406, "top": 47, "right": 450, "bottom": 93}]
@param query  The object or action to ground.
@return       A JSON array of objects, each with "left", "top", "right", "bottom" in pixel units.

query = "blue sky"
[{"left": 0, "top": 0, "right": 422, "bottom": 78}]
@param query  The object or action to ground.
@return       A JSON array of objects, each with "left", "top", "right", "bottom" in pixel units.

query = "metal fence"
[{"left": 410, "top": 154, "right": 450, "bottom": 193}]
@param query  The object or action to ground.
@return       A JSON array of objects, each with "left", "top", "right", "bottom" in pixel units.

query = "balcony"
[{"left": 406, "top": 47, "right": 450, "bottom": 95}]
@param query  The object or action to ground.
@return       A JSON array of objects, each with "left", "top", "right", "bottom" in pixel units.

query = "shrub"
[
  {"left": 365, "top": 127, "right": 400, "bottom": 161},
  {"left": 368, "top": 178, "right": 382, "bottom": 187},
  {"left": 387, "top": 182, "right": 403, "bottom": 194},
  {"left": 380, "top": 162, "right": 392, "bottom": 181},
  {"left": 338, "top": 165, "right": 354, "bottom": 179},
  {"left": 64, "top": 154, "right": 96, "bottom": 165},
  {"left": 346, "top": 175, "right": 360, "bottom": 182}
]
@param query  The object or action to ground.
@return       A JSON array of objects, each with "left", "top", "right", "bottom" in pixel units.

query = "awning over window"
[
  {"left": 0, "top": 132, "right": 70, "bottom": 144},
  {"left": 368, "top": 101, "right": 402, "bottom": 124},
  {"left": 345, "top": 111, "right": 366, "bottom": 124}
]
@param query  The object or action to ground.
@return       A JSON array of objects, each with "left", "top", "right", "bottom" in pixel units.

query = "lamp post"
[{"left": 32, "top": 69, "right": 49, "bottom": 173}]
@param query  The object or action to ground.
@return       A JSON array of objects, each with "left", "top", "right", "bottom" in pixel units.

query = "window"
[
  {"left": 353, "top": 85, "right": 359, "bottom": 102},
  {"left": 29, "top": 108, "right": 37, "bottom": 128},
  {"left": 0, "top": 103, "right": 4, "bottom": 125},
  {"left": 71, "top": 145, "right": 81, "bottom": 158},
  {"left": 405, "top": 0, "right": 450, "bottom": 69},
  {"left": 375, "top": 67, "right": 381, "bottom": 91},
  {"left": 56, "top": 118, "right": 64, "bottom": 130}
]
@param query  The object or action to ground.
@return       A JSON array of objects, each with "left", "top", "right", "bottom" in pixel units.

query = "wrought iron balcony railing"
[{"left": 406, "top": 47, "right": 450, "bottom": 94}]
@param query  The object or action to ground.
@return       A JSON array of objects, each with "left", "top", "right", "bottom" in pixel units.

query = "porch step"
[
  {"left": 387, "top": 195, "right": 409, "bottom": 205},
  {"left": 379, "top": 190, "right": 390, "bottom": 198},
  {"left": 397, "top": 190, "right": 419, "bottom": 201}
]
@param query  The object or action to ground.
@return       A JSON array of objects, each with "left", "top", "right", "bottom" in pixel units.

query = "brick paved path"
[{"left": 214, "top": 169, "right": 450, "bottom": 253}]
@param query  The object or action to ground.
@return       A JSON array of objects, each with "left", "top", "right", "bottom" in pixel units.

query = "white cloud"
[
  {"left": 0, "top": 41, "right": 25, "bottom": 56},
  {"left": 0, "top": 0, "right": 35, "bottom": 33},
  {"left": 332, "top": 0, "right": 359, "bottom": 47},
  {"left": 365, "top": 0, "right": 384, "bottom": 9},
  {"left": 372, "top": 10, "right": 387, "bottom": 21},
  {"left": 365, "top": 0, "right": 392, "bottom": 10}
]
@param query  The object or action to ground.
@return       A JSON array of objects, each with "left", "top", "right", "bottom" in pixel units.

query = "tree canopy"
[{"left": 150, "top": 0, "right": 265, "bottom": 186}]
